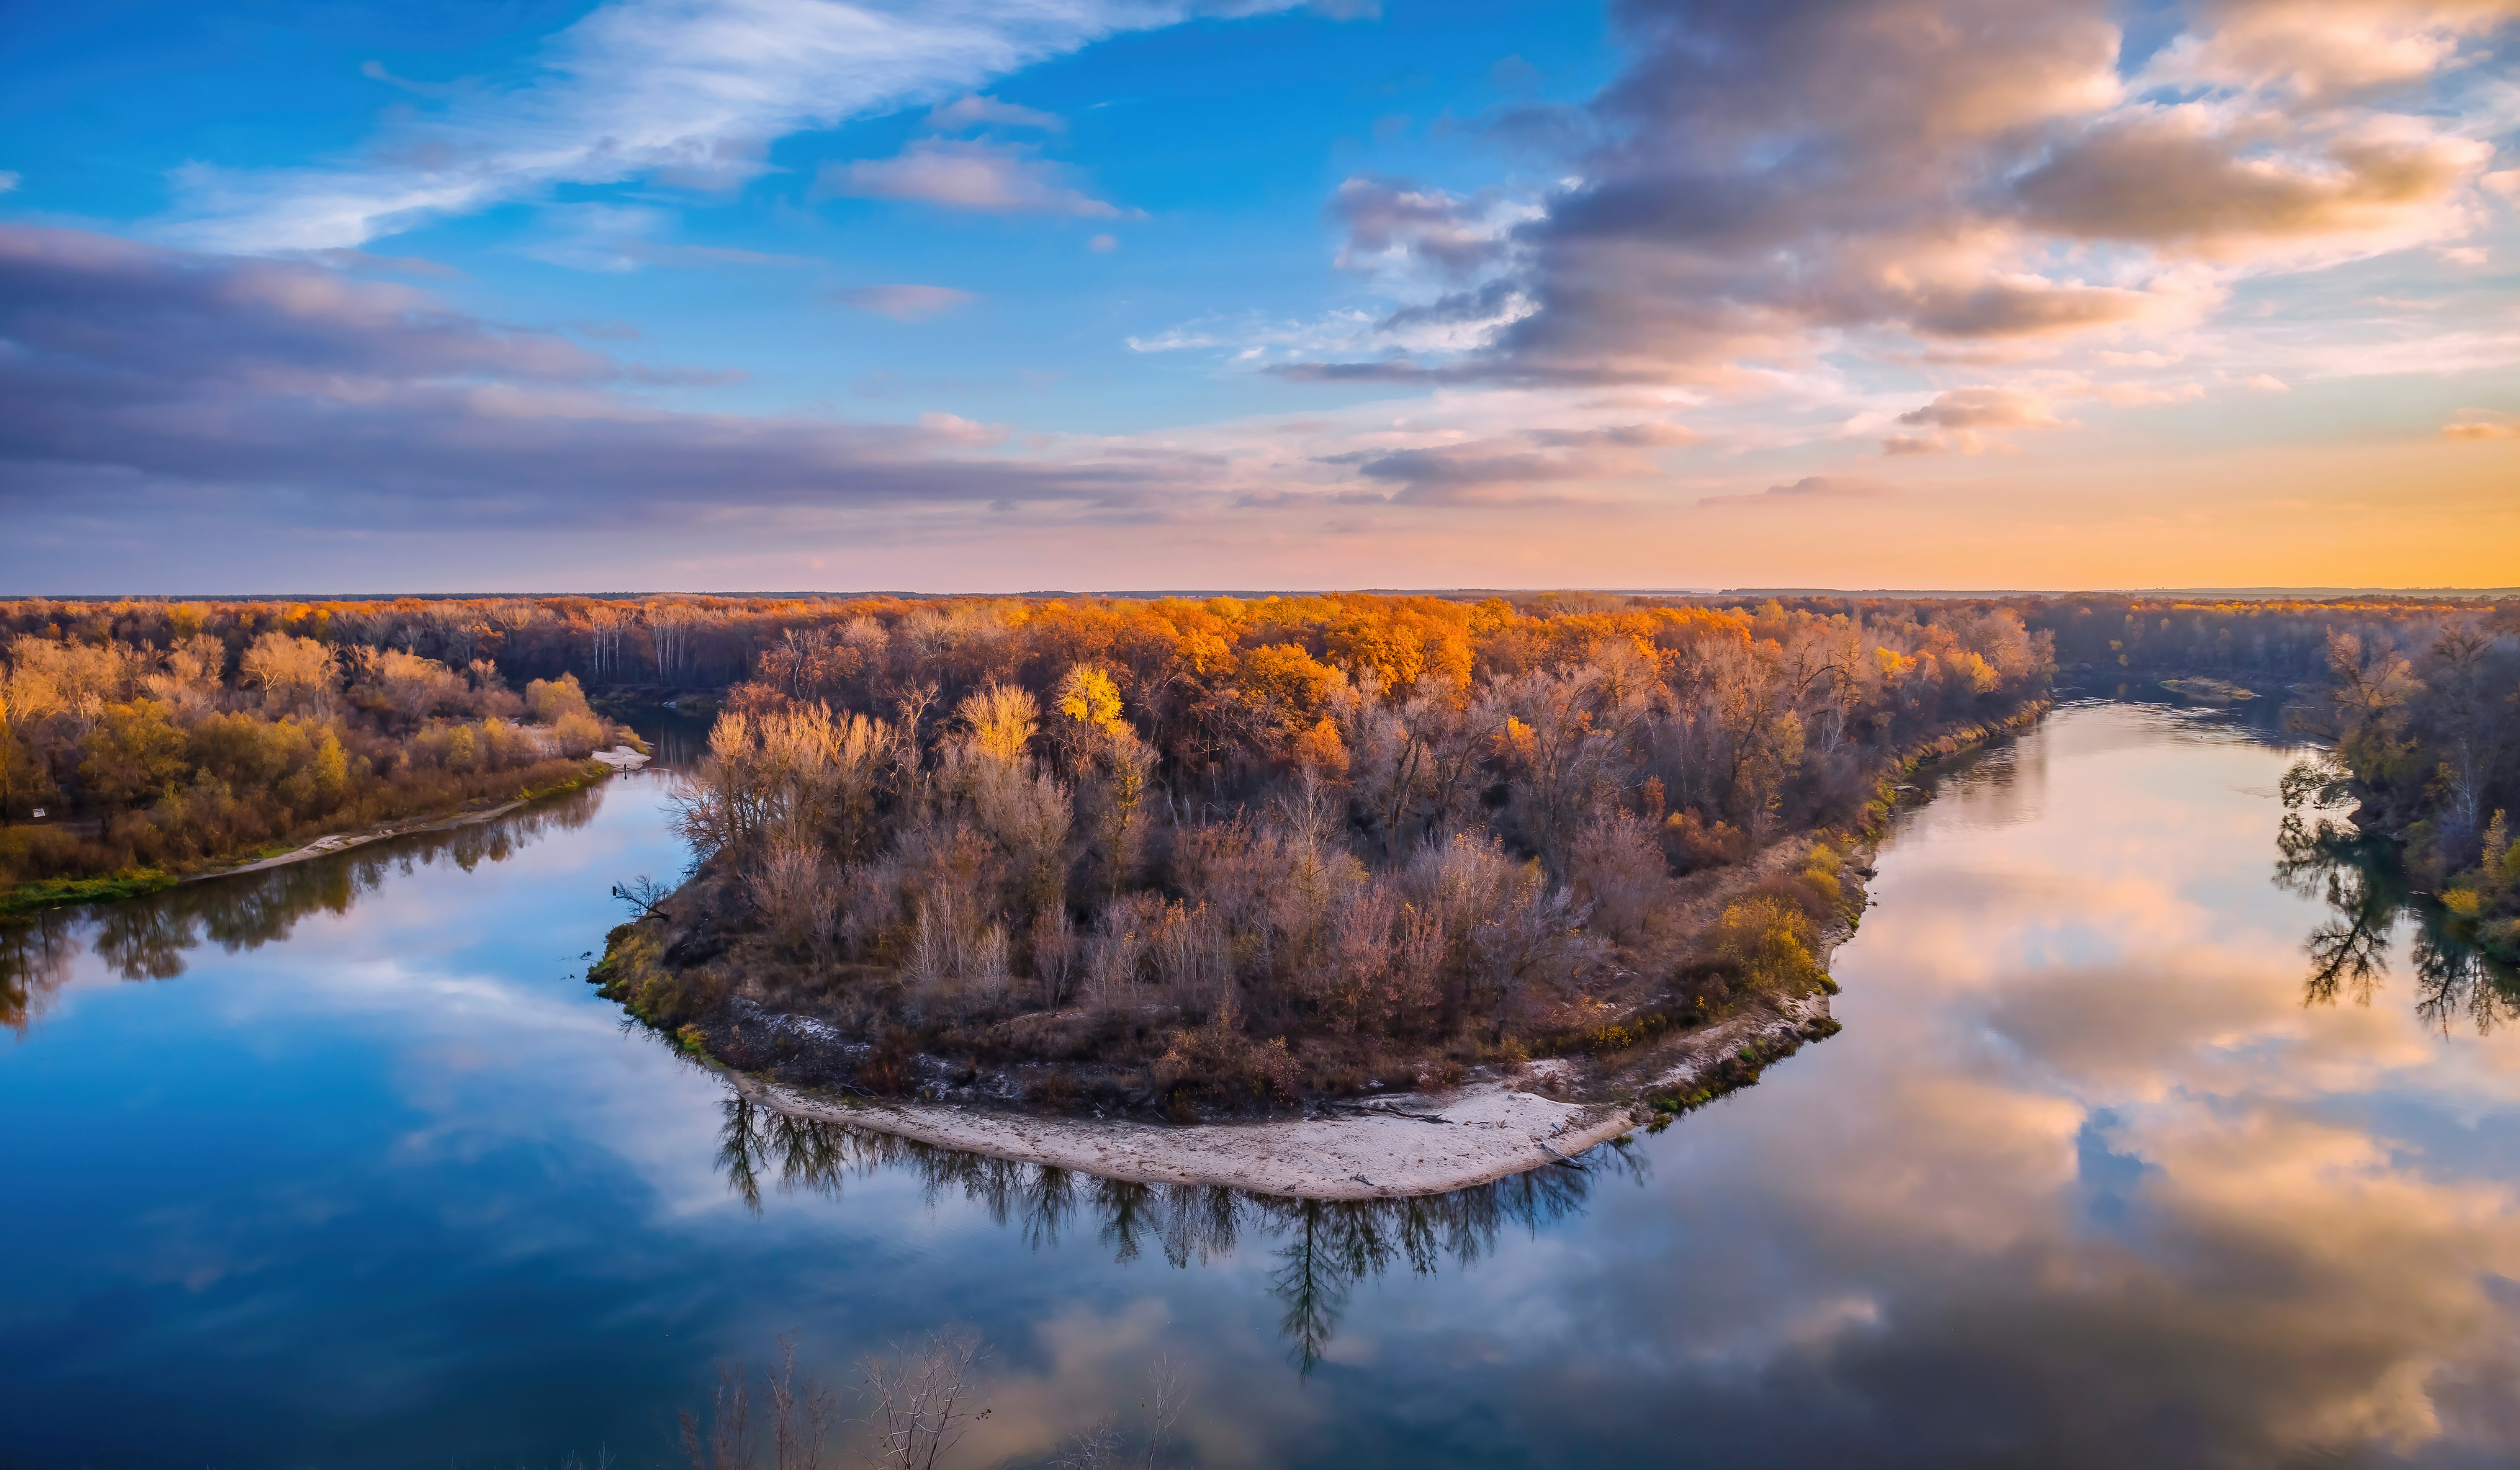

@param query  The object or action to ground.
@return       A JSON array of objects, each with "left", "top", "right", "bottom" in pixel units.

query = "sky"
[{"left": 1, "top": 0, "right": 2516, "bottom": 594}]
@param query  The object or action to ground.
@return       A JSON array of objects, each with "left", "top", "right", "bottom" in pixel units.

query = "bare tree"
[
  {"left": 769, "top": 1335, "right": 836, "bottom": 1470},
  {"left": 678, "top": 1338, "right": 834, "bottom": 1470},
  {"left": 613, "top": 874, "right": 672, "bottom": 922},
  {"left": 681, "top": 1366, "right": 755, "bottom": 1470},
  {"left": 858, "top": 1327, "right": 988, "bottom": 1470},
  {"left": 1053, "top": 1357, "right": 1186, "bottom": 1470}
]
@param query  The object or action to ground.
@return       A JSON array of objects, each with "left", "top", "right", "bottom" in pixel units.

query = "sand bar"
[{"left": 729, "top": 1073, "right": 1642, "bottom": 1201}]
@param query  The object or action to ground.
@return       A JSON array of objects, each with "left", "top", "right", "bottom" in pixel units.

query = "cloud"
[
  {"left": 1324, "top": 431, "right": 1674, "bottom": 504},
  {"left": 824, "top": 140, "right": 1130, "bottom": 216},
  {"left": 834, "top": 283, "right": 976, "bottom": 320},
  {"left": 2012, "top": 105, "right": 2485, "bottom": 259},
  {"left": 1330, "top": 175, "right": 1534, "bottom": 279},
  {"left": 1884, "top": 386, "right": 2074, "bottom": 454},
  {"left": 2142, "top": 0, "right": 2520, "bottom": 102},
  {"left": 1277, "top": 0, "right": 2511, "bottom": 387},
  {"left": 358, "top": 59, "right": 462, "bottom": 99},
  {"left": 927, "top": 93, "right": 1064, "bottom": 131},
  {"left": 1898, "top": 388, "right": 2072, "bottom": 431},
  {"left": 0, "top": 223, "right": 1179, "bottom": 538},
  {"left": 1527, "top": 421, "right": 1698, "bottom": 448},
  {"left": 1700, "top": 475, "right": 1895, "bottom": 506},
  {"left": 521, "top": 202, "right": 823, "bottom": 272},
  {"left": 2441, "top": 410, "right": 2519, "bottom": 440},
  {"left": 1088, "top": 233, "right": 1118, "bottom": 252},
  {"left": 163, "top": 0, "right": 1288, "bottom": 251},
  {"left": 0, "top": 171, "right": 19, "bottom": 194},
  {"left": 298, "top": 247, "right": 466, "bottom": 279}
]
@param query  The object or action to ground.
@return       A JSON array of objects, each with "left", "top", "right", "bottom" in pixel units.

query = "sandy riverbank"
[{"left": 728, "top": 1071, "right": 1643, "bottom": 1200}]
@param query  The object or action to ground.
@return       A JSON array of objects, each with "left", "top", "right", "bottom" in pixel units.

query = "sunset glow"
[{"left": 4, "top": 0, "right": 2516, "bottom": 591}]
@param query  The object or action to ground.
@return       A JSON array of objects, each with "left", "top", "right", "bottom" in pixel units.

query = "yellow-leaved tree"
[{"left": 1053, "top": 666, "right": 1128, "bottom": 738}]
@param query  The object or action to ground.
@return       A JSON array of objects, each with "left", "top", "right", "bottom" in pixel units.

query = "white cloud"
[
  {"left": 927, "top": 93, "right": 1064, "bottom": 131},
  {"left": 0, "top": 171, "right": 19, "bottom": 194},
  {"left": 518, "top": 202, "right": 822, "bottom": 272},
  {"left": 823, "top": 140, "right": 1130, "bottom": 216},
  {"left": 163, "top": 0, "right": 1287, "bottom": 252}
]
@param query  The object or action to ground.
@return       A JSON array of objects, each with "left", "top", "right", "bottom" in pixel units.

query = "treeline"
[
  {"left": 2286, "top": 604, "right": 2520, "bottom": 961},
  {"left": 2025, "top": 596, "right": 2502, "bottom": 682},
  {"left": 4, "top": 592, "right": 2505, "bottom": 697},
  {"left": 0, "top": 595, "right": 926, "bottom": 691},
  {"left": 617, "top": 592, "right": 2053, "bottom": 1100},
  {"left": 1734, "top": 593, "right": 2519, "bottom": 684},
  {"left": 0, "top": 621, "right": 622, "bottom": 895}
]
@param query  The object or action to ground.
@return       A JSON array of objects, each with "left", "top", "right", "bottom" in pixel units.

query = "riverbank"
[
  {"left": 726, "top": 1067, "right": 1641, "bottom": 1200},
  {"left": 181, "top": 746, "right": 649, "bottom": 884},
  {"left": 3, "top": 746, "right": 651, "bottom": 915}
]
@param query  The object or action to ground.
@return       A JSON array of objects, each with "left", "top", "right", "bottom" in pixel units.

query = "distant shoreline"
[{"left": 179, "top": 746, "right": 650, "bottom": 885}]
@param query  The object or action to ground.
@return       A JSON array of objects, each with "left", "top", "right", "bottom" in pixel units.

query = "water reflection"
[
  {"left": 713, "top": 1093, "right": 1640, "bottom": 1372},
  {"left": 1, "top": 785, "right": 607, "bottom": 1033},
  {"left": 11, "top": 704, "right": 2520, "bottom": 1468},
  {"left": 2277, "top": 807, "right": 2520, "bottom": 1031}
]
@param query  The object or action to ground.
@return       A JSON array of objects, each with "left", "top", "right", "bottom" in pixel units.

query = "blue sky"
[{"left": 3, "top": 0, "right": 2516, "bottom": 591}]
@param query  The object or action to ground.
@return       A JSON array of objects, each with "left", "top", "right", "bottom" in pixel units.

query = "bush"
[
  {"left": 1662, "top": 809, "right": 1750, "bottom": 872},
  {"left": 1711, "top": 895, "right": 1833, "bottom": 998},
  {"left": 1155, "top": 1013, "right": 1301, "bottom": 1108},
  {"left": 592, "top": 928, "right": 729, "bottom": 1029}
]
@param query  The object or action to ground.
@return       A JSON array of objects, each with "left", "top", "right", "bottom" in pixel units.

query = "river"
[{"left": 4, "top": 699, "right": 2516, "bottom": 1468}]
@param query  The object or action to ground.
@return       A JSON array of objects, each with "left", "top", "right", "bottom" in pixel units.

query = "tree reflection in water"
[
  {"left": 2276, "top": 807, "right": 2520, "bottom": 1031},
  {"left": 713, "top": 1093, "right": 1643, "bottom": 1373},
  {"left": 1, "top": 788, "right": 606, "bottom": 1034}
]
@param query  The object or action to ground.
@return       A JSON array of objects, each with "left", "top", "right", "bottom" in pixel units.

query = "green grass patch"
[{"left": 1, "top": 869, "right": 179, "bottom": 919}]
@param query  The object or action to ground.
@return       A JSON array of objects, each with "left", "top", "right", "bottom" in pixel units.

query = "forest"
[
  {"left": 0, "top": 599, "right": 624, "bottom": 906},
  {"left": 584, "top": 590, "right": 2056, "bottom": 1109},
  {"left": 13, "top": 589, "right": 2512, "bottom": 1100},
  {"left": 2280, "top": 601, "right": 2520, "bottom": 967}
]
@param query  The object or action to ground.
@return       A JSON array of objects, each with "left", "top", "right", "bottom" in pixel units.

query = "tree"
[
  {"left": 78, "top": 699, "right": 188, "bottom": 807},
  {"left": 958, "top": 682, "right": 1039, "bottom": 765},
  {"left": 859, "top": 1329, "right": 987, "bottom": 1470},
  {"left": 240, "top": 631, "right": 336, "bottom": 712},
  {"left": 1054, "top": 665, "right": 1128, "bottom": 739}
]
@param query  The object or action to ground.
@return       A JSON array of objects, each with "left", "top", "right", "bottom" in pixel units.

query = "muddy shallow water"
[{"left": 4, "top": 699, "right": 2516, "bottom": 1468}]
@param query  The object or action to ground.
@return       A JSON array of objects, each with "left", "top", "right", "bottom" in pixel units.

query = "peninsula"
[{"left": 591, "top": 591, "right": 2054, "bottom": 1190}]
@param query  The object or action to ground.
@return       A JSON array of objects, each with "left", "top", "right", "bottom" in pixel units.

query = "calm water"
[{"left": 6, "top": 701, "right": 2519, "bottom": 1469}]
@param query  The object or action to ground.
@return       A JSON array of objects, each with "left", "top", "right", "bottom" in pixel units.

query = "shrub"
[
  {"left": 1662, "top": 809, "right": 1750, "bottom": 872},
  {"left": 1711, "top": 895, "right": 1834, "bottom": 998},
  {"left": 1155, "top": 1013, "right": 1301, "bottom": 1108}
]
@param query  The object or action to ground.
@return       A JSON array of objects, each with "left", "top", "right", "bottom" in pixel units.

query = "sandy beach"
[{"left": 727, "top": 1072, "right": 1645, "bottom": 1200}]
